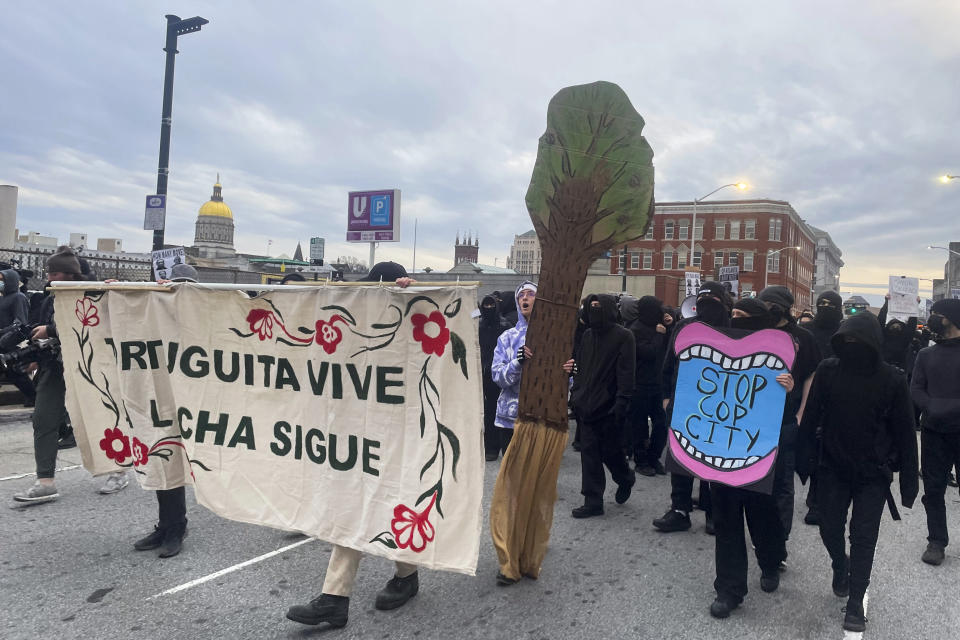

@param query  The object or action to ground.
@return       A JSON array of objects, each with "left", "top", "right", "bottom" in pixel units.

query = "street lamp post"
[
  {"left": 764, "top": 245, "right": 802, "bottom": 290},
  {"left": 939, "top": 174, "right": 958, "bottom": 183},
  {"left": 692, "top": 182, "right": 747, "bottom": 274},
  {"left": 928, "top": 245, "right": 960, "bottom": 297},
  {"left": 152, "top": 14, "right": 209, "bottom": 253}
]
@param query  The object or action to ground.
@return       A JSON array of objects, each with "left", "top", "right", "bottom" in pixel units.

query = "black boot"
[
  {"left": 286, "top": 594, "right": 349, "bottom": 627},
  {"left": 375, "top": 572, "right": 419, "bottom": 610},
  {"left": 133, "top": 525, "right": 166, "bottom": 551},
  {"left": 832, "top": 555, "right": 850, "bottom": 597},
  {"left": 843, "top": 599, "right": 867, "bottom": 632},
  {"left": 158, "top": 523, "right": 187, "bottom": 558}
]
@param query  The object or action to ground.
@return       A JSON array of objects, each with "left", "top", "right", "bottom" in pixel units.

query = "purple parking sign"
[{"left": 346, "top": 189, "right": 401, "bottom": 242}]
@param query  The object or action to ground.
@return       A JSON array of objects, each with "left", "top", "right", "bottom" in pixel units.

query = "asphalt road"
[{"left": 2, "top": 411, "right": 959, "bottom": 640}]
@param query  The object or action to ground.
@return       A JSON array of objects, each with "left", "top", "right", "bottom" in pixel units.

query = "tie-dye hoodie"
[{"left": 491, "top": 281, "right": 536, "bottom": 429}]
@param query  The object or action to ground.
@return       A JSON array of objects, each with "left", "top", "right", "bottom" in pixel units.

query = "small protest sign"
[
  {"left": 666, "top": 322, "right": 796, "bottom": 493},
  {"left": 719, "top": 266, "right": 739, "bottom": 296},
  {"left": 888, "top": 276, "right": 919, "bottom": 322},
  {"left": 684, "top": 271, "right": 702, "bottom": 298},
  {"left": 151, "top": 247, "right": 186, "bottom": 280}
]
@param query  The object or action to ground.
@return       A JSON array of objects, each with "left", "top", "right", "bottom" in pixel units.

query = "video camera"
[{"left": 0, "top": 323, "right": 61, "bottom": 369}]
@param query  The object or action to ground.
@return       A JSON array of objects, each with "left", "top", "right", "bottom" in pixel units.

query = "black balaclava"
[
  {"left": 759, "top": 285, "right": 795, "bottom": 326},
  {"left": 696, "top": 281, "right": 733, "bottom": 328},
  {"left": 480, "top": 295, "right": 499, "bottom": 324},
  {"left": 814, "top": 290, "right": 843, "bottom": 331},
  {"left": 836, "top": 338, "right": 878, "bottom": 374},
  {"left": 587, "top": 294, "right": 618, "bottom": 332},
  {"left": 636, "top": 296, "right": 664, "bottom": 328},
  {"left": 929, "top": 299, "right": 960, "bottom": 337},
  {"left": 731, "top": 298, "right": 773, "bottom": 332}
]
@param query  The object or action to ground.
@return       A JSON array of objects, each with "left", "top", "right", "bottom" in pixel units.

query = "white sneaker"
[
  {"left": 98, "top": 471, "right": 130, "bottom": 495},
  {"left": 13, "top": 481, "right": 59, "bottom": 503}
]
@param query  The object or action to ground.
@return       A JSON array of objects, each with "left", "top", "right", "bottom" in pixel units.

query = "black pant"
[
  {"left": 921, "top": 429, "right": 960, "bottom": 546},
  {"left": 805, "top": 473, "right": 819, "bottom": 514},
  {"left": 482, "top": 375, "right": 501, "bottom": 456},
  {"left": 670, "top": 473, "right": 712, "bottom": 516},
  {"left": 579, "top": 413, "right": 633, "bottom": 508},
  {"left": 158, "top": 487, "right": 188, "bottom": 528},
  {"left": 629, "top": 387, "right": 667, "bottom": 466},
  {"left": 32, "top": 363, "right": 66, "bottom": 479},
  {"left": 773, "top": 420, "right": 798, "bottom": 538},
  {"left": 817, "top": 467, "right": 887, "bottom": 602},
  {"left": 499, "top": 427, "right": 514, "bottom": 454},
  {"left": 7, "top": 367, "right": 36, "bottom": 402},
  {"left": 712, "top": 483, "right": 787, "bottom": 602}
]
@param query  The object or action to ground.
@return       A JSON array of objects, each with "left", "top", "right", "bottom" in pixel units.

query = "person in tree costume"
[{"left": 489, "top": 81, "right": 654, "bottom": 584}]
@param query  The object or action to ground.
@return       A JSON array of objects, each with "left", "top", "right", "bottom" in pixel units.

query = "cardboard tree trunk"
[{"left": 518, "top": 81, "right": 655, "bottom": 429}]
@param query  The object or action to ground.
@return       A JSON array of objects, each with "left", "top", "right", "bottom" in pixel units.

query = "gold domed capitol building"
[{"left": 193, "top": 174, "right": 236, "bottom": 259}]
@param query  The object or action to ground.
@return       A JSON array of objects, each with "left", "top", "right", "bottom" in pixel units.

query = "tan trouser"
[
  {"left": 321, "top": 544, "right": 418, "bottom": 596},
  {"left": 489, "top": 418, "right": 568, "bottom": 580}
]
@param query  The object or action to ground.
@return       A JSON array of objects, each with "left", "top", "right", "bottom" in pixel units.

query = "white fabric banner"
[{"left": 55, "top": 284, "right": 484, "bottom": 575}]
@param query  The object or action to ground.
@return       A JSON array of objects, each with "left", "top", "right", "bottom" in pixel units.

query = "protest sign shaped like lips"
[{"left": 667, "top": 322, "right": 796, "bottom": 492}]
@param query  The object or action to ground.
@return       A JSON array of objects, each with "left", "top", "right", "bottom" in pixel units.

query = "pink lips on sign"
[{"left": 673, "top": 323, "right": 797, "bottom": 369}]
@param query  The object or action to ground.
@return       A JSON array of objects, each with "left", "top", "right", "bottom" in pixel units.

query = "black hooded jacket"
[
  {"left": 798, "top": 313, "right": 919, "bottom": 507},
  {"left": 911, "top": 336, "right": 960, "bottom": 433},
  {"left": 478, "top": 296, "right": 509, "bottom": 376},
  {"left": 570, "top": 294, "right": 636, "bottom": 420},
  {"left": 877, "top": 300, "right": 917, "bottom": 370},
  {"left": 626, "top": 296, "right": 667, "bottom": 388},
  {"left": 809, "top": 291, "right": 843, "bottom": 358}
]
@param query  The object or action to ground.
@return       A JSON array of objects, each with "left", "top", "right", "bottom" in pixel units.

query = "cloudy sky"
[{"left": 2, "top": 1, "right": 958, "bottom": 301}]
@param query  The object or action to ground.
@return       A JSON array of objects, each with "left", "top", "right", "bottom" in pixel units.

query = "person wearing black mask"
[
  {"left": 877, "top": 294, "right": 918, "bottom": 371},
  {"left": 570, "top": 297, "right": 592, "bottom": 452},
  {"left": 757, "top": 286, "right": 821, "bottom": 557},
  {"left": 625, "top": 296, "right": 669, "bottom": 476},
  {"left": 710, "top": 298, "right": 794, "bottom": 619},
  {"left": 498, "top": 290, "right": 519, "bottom": 326},
  {"left": 911, "top": 298, "right": 960, "bottom": 567},
  {"left": 654, "top": 282, "right": 732, "bottom": 533},
  {"left": 479, "top": 295, "right": 510, "bottom": 461},
  {"left": 802, "top": 290, "right": 844, "bottom": 526},
  {"left": 798, "top": 312, "right": 918, "bottom": 632},
  {"left": 564, "top": 294, "right": 636, "bottom": 517}
]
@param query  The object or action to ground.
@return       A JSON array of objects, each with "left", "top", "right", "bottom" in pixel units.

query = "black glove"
[{"left": 516, "top": 346, "right": 526, "bottom": 362}]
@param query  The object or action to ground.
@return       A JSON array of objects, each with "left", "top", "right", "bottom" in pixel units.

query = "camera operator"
[
  {"left": 13, "top": 247, "right": 82, "bottom": 503},
  {"left": 0, "top": 266, "right": 36, "bottom": 407}
]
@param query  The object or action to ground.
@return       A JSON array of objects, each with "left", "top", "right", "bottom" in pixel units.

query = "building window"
[
  {"left": 714, "top": 251, "right": 724, "bottom": 268},
  {"left": 665, "top": 221, "right": 674, "bottom": 240},
  {"left": 744, "top": 252, "right": 754, "bottom": 271},
  {"left": 715, "top": 221, "right": 725, "bottom": 240},
  {"left": 769, "top": 218, "right": 782, "bottom": 242},
  {"left": 678, "top": 220, "right": 689, "bottom": 240},
  {"left": 745, "top": 220, "right": 756, "bottom": 240},
  {"left": 729, "top": 252, "right": 739, "bottom": 267},
  {"left": 767, "top": 253, "right": 780, "bottom": 273},
  {"left": 694, "top": 222, "right": 703, "bottom": 241},
  {"left": 730, "top": 221, "right": 740, "bottom": 240},
  {"left": 663, "top": 251, "right": 673, "bottom": 270},
  {"left": 693, "top": 250, "right": 702, "bottom": 267},
  {"left": 645, "top": 222, "right": 654, "bottom": 240},
  {"left": 643, "top": 252, "right": 652, "bottom": 269},
  {"left": 678, "top": 251, "right": 688, "bottom": 269},
  {"left": 630, "top": 252, "right": 640, "bottom": 269}
]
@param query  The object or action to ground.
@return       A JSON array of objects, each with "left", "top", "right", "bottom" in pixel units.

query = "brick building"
[{"left": 609, "top": 199, "right": 817, "bottom": 309}]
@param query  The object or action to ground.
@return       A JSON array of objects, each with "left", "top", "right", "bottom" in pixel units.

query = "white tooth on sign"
[
  {"left": 685, "top": 444, "right": 696, "bottom": 456},
  {"left": 704, "top": 456, "right": 714, "bottom": 465},
  {"left": 679, "top": 350, "right": 691, "bottom": 361},
  {"left": 746, "top": 456, "right": 759, "bottom": 464},
  {"left": 680, "top": 436, "right": 689, "bottom": 447},
  {"left": 753, "top": 354, "right": 767, "bottom": 367},
  {"left": 722, "top": 459, "right": 734, "bottom": 469},
  {"left": 695, "top": 451, "right": 703, "bottom": 460},
  {"left": 766, "top": 355, "right": 779, "bottom": 368},
  {"left": 773, "top": 358, "right": 785, "bottom": 370},
  {"left": 712, "top": 351, "right": 723, "bottom": 364},
  {"left": 731, "top": 459, "right": 745, "bottom": 469},
  {"left": 722, "top": 357, "right": 732, "bottom": 368},
  {"left": 691, "top": 345, "right": 702, "bottom": 357}
]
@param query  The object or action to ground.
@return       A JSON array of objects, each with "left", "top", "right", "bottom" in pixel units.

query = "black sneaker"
[
  {"left": 286, "top": 594, "right": 349, "bottom": 627},
  {"left": 496, "top": 572, "right": 518, "bottom": 586},
  {"left": 922, "top": 542, "right": 946, "bottom": 566},
  {"left": 760, "top": 569, "right": 779, "bottom": 593},
  {"left": 705, "top": 516, "right": 716, "bottom": 536},
  {"left": 158, "top": 524, "right": 187, "bottom": 558},
  {"left": 485, "top": 452, "right": 499, "bottom": 462},
  {"left": 832, "top": 556, "right": 850, "bottom": 597},
  {"left": 653, "top": 509, "right": 691, "bottom": 532},
  {"left": 375, "top": 572, "right": 419, "bottom": 610},
  {"left": 134, "top": 526, "right": 166, "bottom": 551},
  {"left": 842, "top": 601, "right": 867, "bottom": 632},
  {"left": 635, "top": 464, "right": 656, "bottom": 477},
  {"left": 57, "top": 432, "right": 77, "bottom": 450},
  {"left": 651, "top": 460, "right": 667, "bottom": 475},
  {"left": 572, "top": 504, "right": 604, "bottom": 518},
  {"left": 709, "top": 596, "right": 739, "bottom": 619},
  {"left": 803, "top": 509, "right": 819, "bottom": 525},
  {"left": 615, "top": 476, "right": 634, "bottom": 504}
]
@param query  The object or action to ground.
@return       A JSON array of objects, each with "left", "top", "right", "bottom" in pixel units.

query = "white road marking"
[
  {"left": 148, "top": 537, "right": 316, "bottom": 600},
  {"left": 1, "top": 464, "right": 82, "bottom": 482},
  {"left": 842, "top": 588, "right": 869, "bottom": 640}
]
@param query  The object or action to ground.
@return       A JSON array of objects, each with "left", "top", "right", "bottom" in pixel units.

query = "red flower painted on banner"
[
  {"left": 390, "top": 491, "right": 437, "bottom": 553},
  {"left": 75, "top": 297, "right": 100, "bottom": 327},
  {"left": 315, "top": 315, "right": 346, "bottom": 354},
  {"left": 246, "top": 308, "right": 276, "bottom": 341},
  {"left": 99, "top": 427, "right": 131, "bottom": 464},
  {"left": 130, "top": 437, "right": 150, "bottom": 467},
  {"left": 411, "top": 311, "right": 450, "bottom": 357}
]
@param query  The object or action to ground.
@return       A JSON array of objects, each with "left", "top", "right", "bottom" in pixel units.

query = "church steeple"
[{"left": 211, "top": 173, "right": 223, "bottom": 202}]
